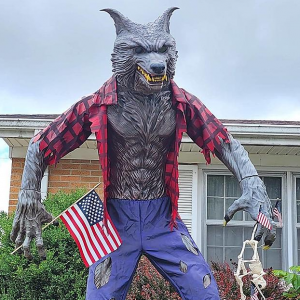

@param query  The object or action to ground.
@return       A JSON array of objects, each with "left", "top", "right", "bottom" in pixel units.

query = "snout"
[{"left": 150, "top": 63, "right": 166, "bottom": 75}]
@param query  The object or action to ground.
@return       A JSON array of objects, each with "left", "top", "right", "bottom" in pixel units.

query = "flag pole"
[{"left": 11, "top": 183, "right": 101, "bottom": 255}]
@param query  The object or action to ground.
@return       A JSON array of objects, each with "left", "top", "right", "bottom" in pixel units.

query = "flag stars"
[{"left": 77, "top": 191, "right": 104, "bottom": 226}]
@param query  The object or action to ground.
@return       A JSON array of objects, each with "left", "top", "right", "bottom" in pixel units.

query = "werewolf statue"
[{"left": 10, "top": 7, "right": 276, "bottom": 300}]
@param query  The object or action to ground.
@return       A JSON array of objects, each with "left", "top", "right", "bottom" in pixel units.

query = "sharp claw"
[
  {"left": 52, "top": 220, "right": 59, "bottom": 227},
  {"left": 223, "top": 215, "right": 230, "bottom": 226},
  {"left": 23, "top": 247, "right": 33, "bottom": 260},
  {"left": 37, "top": 245, "right": 46, "bottom": 259}
]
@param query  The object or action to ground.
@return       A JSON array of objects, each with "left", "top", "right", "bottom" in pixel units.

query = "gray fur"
[
  {"left": 107, "top": 89, "right": 176, "bottom": 199},
  {"left": 216, "top": 134, "right": 276, "bottom": 244},
  {"left": 10, "top": 138, "right": 53, "bottom": 259},
  {"left": 103, "top": 8, "right": 178, "bottom": 95}
]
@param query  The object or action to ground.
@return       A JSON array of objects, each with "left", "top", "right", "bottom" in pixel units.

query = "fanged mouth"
[{"left": 137, "top": 65, "right": 168, "bottom": 84}]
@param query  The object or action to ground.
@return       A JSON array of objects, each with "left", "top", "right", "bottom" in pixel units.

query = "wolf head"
[{"left": 102, "top": 7, "right": 178, "bottom": 95}]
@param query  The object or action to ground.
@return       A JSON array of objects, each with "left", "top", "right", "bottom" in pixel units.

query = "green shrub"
[
  {"left": 273, "top": 266, "right": 300, "bottom": 299},
  {"left": 0, "top": 190, "right": 88, "bottom": 300}
]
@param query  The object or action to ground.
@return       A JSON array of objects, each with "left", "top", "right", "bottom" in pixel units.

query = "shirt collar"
[{"left": 100, "top": 76, "right": 187, "bottom": 105}]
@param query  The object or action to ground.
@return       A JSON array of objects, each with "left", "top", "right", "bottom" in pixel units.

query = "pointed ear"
[
  {"left": 101, "top": 8, "right": 135, "bottom": 35},
  {"left": 154, "top": 7, "right": 179, "bottom": 33}
]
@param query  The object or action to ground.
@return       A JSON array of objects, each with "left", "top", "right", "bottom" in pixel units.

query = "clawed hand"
[
  {"left": 224, "top": 176, "right": 276, "bottom": 248},
  {"left": 10, "top": 189, "right": 57, "bottom": 259}
]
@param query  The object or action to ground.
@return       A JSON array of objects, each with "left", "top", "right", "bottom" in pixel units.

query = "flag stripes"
[
  {"left": 60, "top": 194, "right": 122, "bottom": 267},
  {"left": 273, "top": 207, "right": 280, "bottom": 217},
  {"left": 257, "top": 212, "right": 272, "bottom": 230},
  {"left": 251, "top": 283, "right": 260, "bottom": 300},
  {"left": 273, "top": 201, "right": 283, "bottom": 227}
]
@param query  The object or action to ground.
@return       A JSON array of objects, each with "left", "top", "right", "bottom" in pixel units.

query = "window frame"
[
  {"left": 293, "top": 174, "right": 300, "bottom": 265},
  {"left": 202, "top": 169, "right": 287, "bottom": 269}
]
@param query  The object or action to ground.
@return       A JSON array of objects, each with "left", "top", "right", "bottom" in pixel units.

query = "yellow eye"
[
  {"left": 158, "top": 45, "right": 168, "bottom": 53},
  {"left": 135, "top": 46, "right": 146, "bottom": 54}
]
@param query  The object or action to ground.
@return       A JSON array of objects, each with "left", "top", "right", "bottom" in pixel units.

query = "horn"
[
  {"left": 154, "top": 7, "right": 179, "bottom": 33},
  {"left": 101, "top": 8, "right": 135, "bottom": 35}
]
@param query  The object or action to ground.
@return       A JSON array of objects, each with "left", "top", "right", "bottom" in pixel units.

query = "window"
[
  {"left": 206, "top": 174, "right": 283, "bottom": 269},
  {"left": 296, "top": 178, "right": 300, "bottom": 264}
]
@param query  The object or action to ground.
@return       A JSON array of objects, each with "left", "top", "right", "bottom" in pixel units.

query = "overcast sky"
[{"left": 1, "top": 0, "right": 300, "bottom": 211}]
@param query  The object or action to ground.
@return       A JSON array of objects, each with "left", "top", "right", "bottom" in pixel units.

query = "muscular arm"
[
  {"left": 10, "top": 139, "right": 54, "bottom": 259},
  {"left": 10, "top": 95, "right": 94, "bottom": 259},
  {"left": 182, "top": 88, "right": 276, "bottom": 247},
  {"left": 215, "top": 133, "right": 276, "bottom": 247}
]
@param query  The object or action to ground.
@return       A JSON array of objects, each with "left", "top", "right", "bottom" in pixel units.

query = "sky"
[{"left": 0, "top": 0, "right": 300, "bottom": 212}]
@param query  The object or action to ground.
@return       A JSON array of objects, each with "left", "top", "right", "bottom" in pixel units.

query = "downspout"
[{"left": 41, "top": 167, "right": 48, "bottom": 201}]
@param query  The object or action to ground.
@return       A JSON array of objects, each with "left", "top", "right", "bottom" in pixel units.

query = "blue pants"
[{"left": 86, "top": 197, "right": 220, "bottom": 300}]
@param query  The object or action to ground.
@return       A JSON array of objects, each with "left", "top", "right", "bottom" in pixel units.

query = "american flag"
[
  {"left": 250, "top": 282, "right": 260, "bottom": 300},
  {"left": 257, "top": 211, "right": 272, "bottom": 230},
  {"left": 273, "top": 200, "right": 283, "bottom": 228},
  {"left": 60, "top": 189, "right": 122, "bottom": 267}
]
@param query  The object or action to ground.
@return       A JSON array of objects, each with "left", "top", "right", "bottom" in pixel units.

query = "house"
[{"left": 0, "top": 114, "right": 299, "bottom": 271}]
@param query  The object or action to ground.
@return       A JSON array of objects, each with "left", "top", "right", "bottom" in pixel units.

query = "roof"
[
  {"left": 1, "top": 114, "right": 300, "bottom": 126},
  {"left": 1, "top": 114, "right": 300, "bottom": 159}
]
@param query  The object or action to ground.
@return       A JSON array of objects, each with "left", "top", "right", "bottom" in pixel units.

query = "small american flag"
[
  {"left": 257, "top": 211, "right": 272, "bottom": 230},
  {"left": 60, "top": 189, "right": 122, "bottom": 267},
  {"left": 273, "top": 200, "right": 283, "bottom": 228},
  {"left": 250, "top": 282, "right": 260, "bottom": 300}
]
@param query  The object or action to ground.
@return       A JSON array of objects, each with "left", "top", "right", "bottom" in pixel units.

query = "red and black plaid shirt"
[{"left": 34, "top": 76, "right": 229, "bottom": 228}]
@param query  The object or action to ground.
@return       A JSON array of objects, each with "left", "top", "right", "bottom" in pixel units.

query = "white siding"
[{"left": 178, "top": 165, "right": 198, "bottom": 239}]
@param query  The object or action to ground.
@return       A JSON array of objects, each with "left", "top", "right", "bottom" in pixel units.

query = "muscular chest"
[{"left": 107, "top": 91, "right": 176, "bottom": 143}]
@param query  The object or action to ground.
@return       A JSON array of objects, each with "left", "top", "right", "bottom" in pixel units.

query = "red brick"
[
  {"left": 12, "top": 158, "right": 25, "bottom": 167},
  {"left": 48, "top": 175, "right": 61, "bottom": 182},
  {"left": 70, "top": 159, "right": 91, "bottom": 164},
  {"left": 9, "top": 186, "right": 20, "bottom": 194},
  {"left": 9, "top": 193, "right": 18, "bottom": 200},
  {"left": 9, "top": 200, "right": 18, "bottom": 206},
  {"left": 48, "top": 187, "right": 60, "bottom": 194},
  {"left": 86, "top": 164, "right": 101, "bottom": 170},
  {"left": 90, "top": 170, "right": 101, "bottom": 177},
  {"left": 10, "top": 173, "right": 22, "bottom": 181},
  {"left": 60, "top": 175, "right": 81, "bottom": 182},
  {"left": 49, "top": 181, "right": 70, "bottom": 188},
  {"left": 9, "top": 207, "right": 17, "bottom": 214},
  {"left": 11, "top": 166, "right": 24, "bottom": 174},
  {"left": 60, "top": 163, "right": 77, "bottom": 170},
  {"left": 8, "top": 159, "right": 106, "bottom": 212},
  {"left": 70, "top": 169, "right": 91, "bottom": 176},
  {"left": 81, "top": 176, "right": 100, "bottom": 182},
  {"left": 69, "top": 182, "right": 87, "bottom": 189},
  {"left": 50, "top": 169, "right": 71, "bottom": 176}
]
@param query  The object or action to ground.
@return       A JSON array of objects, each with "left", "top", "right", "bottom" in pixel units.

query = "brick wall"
[
  {"left": 8, "top": 158, "right": 103, "bottom": 213},
  {"left": 8, "top": 158, "right": 25, "bottom": 214}
]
